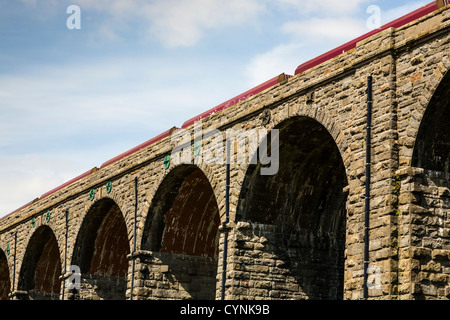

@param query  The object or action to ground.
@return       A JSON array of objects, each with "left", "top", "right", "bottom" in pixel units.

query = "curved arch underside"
[
  {"left": 71, "top": 198, "right": 130, "bottom": 300},
  {"left": 143, "top": 165, "right": 220, "bottom": 257},
  {"left": 0, "top": 250, "right": 10, "bottom": 300},
  {"left": 237, "top": 116, "right": 348, "bottom": 300},
  {"left": 413, "top": 71, "right": 450, "bottom": 174},
  {"left": 142, "top": 165, "right": 220, "bottom": 300},
  {"left": 18, "top": 226, "right": 61, "bottom": 300}
]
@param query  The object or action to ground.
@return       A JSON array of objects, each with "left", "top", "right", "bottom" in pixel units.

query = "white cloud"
[
  {"left": 245, "top": 4, "right": 368, "bottom": 86},
  {"left": 281, "top": 17, "right": 368, "bottom": 43},
  {"left": 74, "top": 0, "right": 266, "bottom": 47},
  {"left": 245, "top": 42, "right": 304, "bottom": 86},
  {"left": 17, "top": 0, "right": 60, "bottom": 17},
  {"left": 0, "top": 54, "right": 248, "bottom": 218},
  {"left": 379, "top": 1, "right": 430, "bottom": 25},
  {"left": 146, "top": 0, "right": 266, "bottom": 47},
  {"left": 272, "top": 0, "right": 371, "bottom": 16},
  {"left": 245, "top": 0, "right": 430, "bottom": 87},
  {"left": 0, "top": 155, "right": 82, "bottom": 217},
  {"left": 0, "top": 58, "right": 191, "bottom": 133}
]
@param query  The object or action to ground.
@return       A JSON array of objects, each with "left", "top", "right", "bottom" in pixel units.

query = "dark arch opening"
[
  {"left": 237, "top": 116, "right": 348, "bottom": 300},
  {"left": 412, "top": 71, "right": 450, "bottom": 174},
  {"left": 142, "top": 165, "right": 220, "bottom": 299},
  {"left": 18, "top": 225, "right": 61, "bottom": 300},
  {"left": 409, "top": 71, "right": 450, "bottom": 300},
  {"left": 0, "top": 250, "right": 10, "bottom": 300},
  {"left": 71, "top": 198, "right": 130, "bottom": 300}
]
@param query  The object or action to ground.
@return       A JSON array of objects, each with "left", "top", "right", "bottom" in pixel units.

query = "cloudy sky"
[{"left": 0, "top": 0, "right": 430, "bottom": 217}]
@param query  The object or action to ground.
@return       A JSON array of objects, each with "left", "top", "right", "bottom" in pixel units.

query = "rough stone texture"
[
  {"left": 130, "top": 250, "right": 218, "bottom": 300},
  {"left": 0, "top": 5, "right": 449, "bottom": 300},
  {"left": 397, "top": 168, "right": 450, "bottom": 300}
]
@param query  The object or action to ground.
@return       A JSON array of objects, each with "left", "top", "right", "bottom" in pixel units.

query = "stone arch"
[
  {"left": 143, "top": 164, "right": 220, "bottom": 257},
  {"left": 0, "top": 249, "right": 10, "bottom": 300},
  {"left": 236, "top": 115, "right": 348, "bottom": 300},
  {"left": 84, "top": 188, "right": 133, "bottom": 240},
  {"left": 141, "top": 164, "right": 220, "bottom": 300},
  {"left": 17, "top": 225, "right": 62, "bottom": 300},
  {"left": 245, "top": 105, "right": 350, "bottom": 174},
  {"left": 295, "top": 103, "right": 350, "bottom": 161},
  {"left": 412, "top": 69, "right": 450, "bottom": 173},
  {"left": 147, "top": 147, "right": 226, "bottom": 223},
  {"left": 70, "top": 197, "right": 130, "bottom": 300}
]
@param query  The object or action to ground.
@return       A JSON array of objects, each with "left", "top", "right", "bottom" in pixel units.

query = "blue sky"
[{"left": 0, "top": 0, "right": 430, "bottom": 217}]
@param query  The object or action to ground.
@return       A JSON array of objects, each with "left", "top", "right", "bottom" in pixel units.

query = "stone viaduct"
[{"left": 0, "top": 1, "right": 449, "bottom": 300}]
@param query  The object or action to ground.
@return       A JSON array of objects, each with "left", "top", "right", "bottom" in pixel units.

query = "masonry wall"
[
  {"left": 397, "top": 168, "right": 450, "bottom": 299},
  {"left": 220, "top": 222, "right": 345, "bottom": 300},
  {"left": 0, "top": 5, "right": 449, "bottom": 300},
  {"left": 130, "top": 251, "right": 218, "bottom": 300}
]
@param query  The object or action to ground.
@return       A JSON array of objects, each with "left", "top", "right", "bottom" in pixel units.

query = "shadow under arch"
[
  {"left": 0, "top": 249, "right": 10, "bottom": 300},
  {"left": 17, "top": 225, "right": 61, "bottom": 300},
  {"left": 71, "top": 197, "right": 130, "bottom": 300},
  {"left": 407, "top": 70, "right": 450, "bottom": 300},
  {"left": 236, "top": 116, "right": 348, "bottom": 300},
  {"left": 141, "top": 164, "right": 220, "bottom": 300},
  {"left": 412, "top": 70, "right": 450, "bottom": 174}
]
